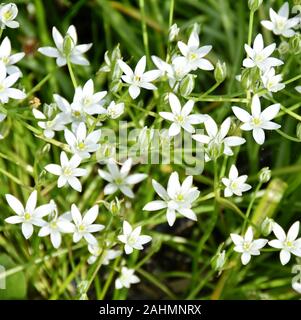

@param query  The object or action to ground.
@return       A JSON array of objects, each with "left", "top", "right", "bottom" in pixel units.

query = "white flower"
[
  {"left": 5, "top": 190, "right": 52, "bottom": 239},
  {"left": 71, "top": 79, "right": 107, "bottom": 116},
  {"left": 98, "top": 158, "right": 147, "bottom": 198},
  {"left": 64, "top": 122, "right": 101, "bottom": 159},
  {"left": 32, "top": 107, "right": 67, "bottom": 139},
  {"left": 292, "top": 281, "right": 301, "bottom": 294},
  {"left": 115, "top": 267, "right": 140, "bottom": 289},
  {"left": 268, "top": 221, "right": 301, "bottom": 265},
  {"left": 0, "top": 62, "right": 25, "bottom": 103},
  {"left": 143, "top": 172, "right": 200, "bottom": 226},
  {"left": 295, "top": 86, "right": 301, "bottom": 94},
  {"left": 87, "top": 242, "right": 121, "bottom": 265},
  {"left": 118, "top": 56, "right": 161, "bottom": 99},
  {"left": 71, "top": 204, "right": 104, "bottom": 245},
  {"left": 222, "top": 165, "right": 251, "bottom": 197},
  {"left": 192, "top": 116, "right": 246, "bottom": 161},
  {"left": 230, "top": 227, "right": 268, "bottom": 265},
  {"left": 0, "top": 3, "right": 19, "bottom": 29},
  {"left": 159, "top": 93, "right": 207, "bottom": 137},
  {"left": 106, "top": 101, "right": 124, "bottom": 119},
  {"left": 151, "top": 56, "right": 191, "bottom": 90},
  {"left": 169, "top": 23, "right": 180, "bottom": 42},
  {"left": 0, "top": 37, "right": 24, "bottom": 75},
  {"left": 38, "top": 25, "right": 92, "bottom": 66},
  {"left": 232, "top": 94, "right": 281, "bottom": 145},
  {"left": 261, "top": 68, "right": 285, "bottom": 93},
  {"left": 38, "top": 201, "right": 75, "bottom": 248},
  {"left": 243, "top": 33, "right": 283, "bottom": 71},
  {"left": 177, "top": 30, "right": 214, "bottom": 71},
  {"left": 261, "top": 2, "right": 299, "bottom": 38},
  {"left": 45, "top": 151, "right": 87, "bottom": 192},
  {"left": 118, "top": 221, "right": 152, "bottom": 255}
]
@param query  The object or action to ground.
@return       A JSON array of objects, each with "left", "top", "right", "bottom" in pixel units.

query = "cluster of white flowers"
[
  {"left": 2, "top": 1, "right": 301, "bottom": 294},
  {"left": 231, "top": 221, "right": 301, "bottom": 266}
]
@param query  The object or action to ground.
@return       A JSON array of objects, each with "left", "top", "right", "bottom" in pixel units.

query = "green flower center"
[
  {"left": 175, "top": 114, "right": 184, "bottom": 124},
  {"left": 243, "top": 242, "right": 251, "bottom": 251},
  {"left": 188, "top": 52, "right": 198, "bottom": 61},
  {"left": 63, "top": 166, "right": 73, "bottom": 176},
  {"left": 252, "top": 117, "right": 262, "bottom": 126},
  {"left": 77, "top": 142, "right": 86, "bottom": 150},
  {"left": 3, "top": 11, "right": 13, "bottom": 21},
  {"left": 24, "top": 212, "right": 31, "bottom": 221},
  {"left": 79, "top": 224, "right": 86, "bottom": 232}
]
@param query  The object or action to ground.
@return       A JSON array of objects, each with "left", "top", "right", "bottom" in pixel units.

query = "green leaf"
[{"left": 0, "top": 254, "right": 27, "bottom": 299}]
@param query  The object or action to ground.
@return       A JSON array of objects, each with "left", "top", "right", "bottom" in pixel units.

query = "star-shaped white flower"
[
  {"left": 5, "top": 190, "right": 52, "bottom": 239},
  {"left": 243, "top": 33, "right": 283, "bottom": 71},
  {"left": 32, "top": 107, "right": 67, "bottom": 139},
  {"left": 192, "top": 116, "right": 246, "bottom": 161},
  {"left": 71, "top": 204, "right": 104, "bottom": 245},
  {"left": 106, "top": 101, "right": 124, "bottom": 119},
  {"left": 38, "top": 201, "right": 75, "bottom": 248},
  {"left": 261, "top": 68, "right": 285, "bottom": 93},
  {"left": 231, "top": 227, "right": 268, "bottom": 265},
  {"left": 87, "top": 242, "right": 121, "bottom": 265},
  {"left": 115, "top": 267, "right": 140, "bottom": 289},
  {"left": 159, "top": 93, "right": 207, "bottom": 136},
  {"left": 152, "top": 55, "right": 191, "bottom": 89},
  {"left": 71, "top": 79, "right": 107, "bottom": 116},
  {"left": 0, "top": 3, "right": 19, "bottom": 29},
  {"left": 222, "top": 165, "right": 251, "bottom": 197},
  {"left": 232, "top": 94, "right": 281, "bottom": 145},
  {"left": 118, "top": 221, "right": 152, "bottom": 255},
  {"left": 0, "top": 37, "right": 24, "bottom": 75},
  {"left": 98, "top": 158, "right": 147, "bottom": 198},
  {"left": 261, "top": 2, "right": 299, "bottom": 38},
  {"left": 0, "top": 62, "right": 25, "bottom": 103},
  {"left": 268, "top": 221, "right": 301, "bottom": 265},
  {"left": 64, "top": 122, "right": 101, "bottom": 159},
  {"left": 143, "top": 172, "right": 200, "bottom": 226},
  {"left": 45, "top": 151, "right": 87, "bottom": 192},
  {"left": 38, "top": 25, "right": 92, "bottom": 67},
  {"left": 177, "top": 29, "right": 214, "bottom": 71},
  {"left": 118, "top": 56, "right": 161, "bottom": 99}
]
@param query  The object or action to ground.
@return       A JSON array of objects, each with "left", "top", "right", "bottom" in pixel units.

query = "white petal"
[
  {"left": 252, "top": 128, "right": 265, "bottom": 145},
  {"left": 22, "top": 222, "right": 34, "bottom": 239},
  {"left": 143, "top": 200, "right": 167, "bottom": 211},
  {"left": 272, "top": 222, "right": 286, "bottom": 241},
  {"left": 287, "top": 221, "right": 300, "bottom": 242},
  {"left": 5, "top": 194, "right": 24, "bottom": 215},
  {"left": 280, "top": 249, "right": 291, "bottom": 265},
  {"left": 83, "top": 205, "right": 99, "bottom": 225}
]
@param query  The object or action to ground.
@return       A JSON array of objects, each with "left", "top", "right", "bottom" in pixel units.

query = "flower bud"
[
  {"left": 180, "top": 74, "right": 196, "bottom": 97},
  {"left": 106, "top": 197, "right": 122, "bottom": 215},
  {"left": 248, "top": 0, "right": 263, "bottom": 11},
  {"left": 278, "top": 41, "right": 290, "bottom": 55},
  {"left": 207, "top": 140, "right": 224, "bottom": 161},
  {"left": 290, "top": 34, "right": 301, "bottom": 54},
  {"left": 211, "top": 249, "right": 227, "bottom": 271},
  {"left": 107, "top": 101, "right": 124, "bottom": 119},
  {"left": 259, "top": 167, "right": 271, "bottom": 183},
  {"left": 63, "top": 34, "right": 74, "bottom": 57},
  {"left": 296, "top": 123, "right": 301, "bottom": 140},
  {"left": 261, "top": 217, "right": 274, "bottom": 236},
  {"left": 169, "top": 23, "right": 180, "bottom": 42},
  {"left": 214, "top": 60, "right": 227, "bottom": 83}
]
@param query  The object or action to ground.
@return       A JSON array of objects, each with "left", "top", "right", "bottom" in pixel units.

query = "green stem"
[
  {"left": 247, "top": 10, "right": 254, "bottom": 47},
  {"left": 242, "top": 182, "right": 262, "bottom": 233},
  {"left": 139, "top": 0, "right": 150, "bottom": 64},
  {"left": 67, "top": 59, "right": 78, "bottom": 88}
]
